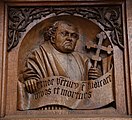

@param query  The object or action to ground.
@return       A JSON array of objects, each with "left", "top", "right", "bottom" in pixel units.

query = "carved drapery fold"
[{"left": 8, "top": 6, "right": 123, "bottom": 51}]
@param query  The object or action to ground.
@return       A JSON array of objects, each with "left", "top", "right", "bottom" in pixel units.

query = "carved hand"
[
  {"left": 88, "top": 67, "right": 102, "bottom": 80},
  {"left": 25, "top": 79, "right": 38, "bottom": 93}
]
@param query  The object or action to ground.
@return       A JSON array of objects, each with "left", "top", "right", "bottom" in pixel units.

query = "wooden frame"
[{"left": 0, "top": 0, "right": 131, "bottom": 119}]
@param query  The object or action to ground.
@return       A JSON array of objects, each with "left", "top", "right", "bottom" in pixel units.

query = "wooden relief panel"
[
  {"left": 9, "top": 4, "right": 123, "bottom": 111},
  {"left": 1, "top": 1, "right": 131, "bottom": 118}
]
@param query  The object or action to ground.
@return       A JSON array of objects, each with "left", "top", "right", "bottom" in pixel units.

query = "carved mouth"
[{"left": 63, "top": 41, "right": 73, "bottom": 47}]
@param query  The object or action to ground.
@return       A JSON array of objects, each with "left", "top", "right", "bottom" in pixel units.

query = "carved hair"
[{"left": 43, "top": 21, "right": 78, "bottom": 41}]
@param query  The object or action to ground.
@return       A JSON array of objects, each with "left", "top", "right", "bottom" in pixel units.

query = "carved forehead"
[{"left": 54, "top": 21, "right": 79, "bottom": 33}]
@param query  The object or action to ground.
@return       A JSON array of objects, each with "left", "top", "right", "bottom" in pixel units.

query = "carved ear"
[{"left": 50, "top": 36, "right": 55, "bottom": 44}]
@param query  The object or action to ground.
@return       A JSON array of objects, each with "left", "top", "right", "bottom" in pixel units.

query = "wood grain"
[{"left": 0, "top": 0, "right": 132, "bottom": 119}]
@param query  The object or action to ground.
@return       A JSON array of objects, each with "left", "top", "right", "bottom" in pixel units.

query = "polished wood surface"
[{"left": 0, "top": 0, "right": 132, "bottom": 119}]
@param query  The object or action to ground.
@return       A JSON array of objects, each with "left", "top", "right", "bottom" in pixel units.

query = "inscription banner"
[{"left": 17, "top": 68, "right": 114, "bottom": 110}]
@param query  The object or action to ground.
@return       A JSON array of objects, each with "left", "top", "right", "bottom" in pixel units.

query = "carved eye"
[
  {"left": 71, "top": 33, "right": 79, "bottom": 39},
  {"left": 61, "top": 31, "right": 69, "bottom": 37}
]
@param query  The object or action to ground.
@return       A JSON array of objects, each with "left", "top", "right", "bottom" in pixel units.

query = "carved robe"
[{"left": 23, "top": 41, "right": 91, "bottom": 82}]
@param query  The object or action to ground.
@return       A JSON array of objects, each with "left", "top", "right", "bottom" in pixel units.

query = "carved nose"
[{"left": 66, "top": 37, "right": 72, "bottom": 41}]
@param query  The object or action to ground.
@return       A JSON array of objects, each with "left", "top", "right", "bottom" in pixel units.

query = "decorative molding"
[{"left": 8, "top": 6, "right": 123, "bottom": 51}]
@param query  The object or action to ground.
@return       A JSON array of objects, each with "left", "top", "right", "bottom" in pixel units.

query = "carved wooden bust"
[{"left": 17, "top": 17, "right": 114, "bottom": 110}]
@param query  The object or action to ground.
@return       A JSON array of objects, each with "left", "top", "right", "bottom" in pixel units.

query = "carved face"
[{"left": 52, "top": 22, "right": 79, "bottom": 53}]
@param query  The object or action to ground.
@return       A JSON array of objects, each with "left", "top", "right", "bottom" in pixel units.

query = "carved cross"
[{"left": 86, "top": 32, "right": 113, "bottom": 68}]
